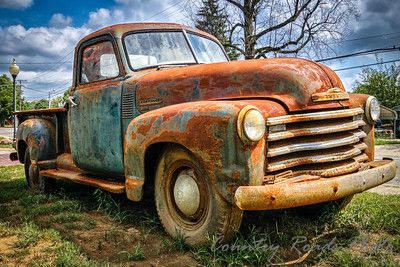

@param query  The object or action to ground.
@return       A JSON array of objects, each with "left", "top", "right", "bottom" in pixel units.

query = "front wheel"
[
  {"left": 154, "top": 145, "right": 243, "bottom": 246},
  {"left": 24, "top": 149, "right": 55, "bottom": 192}
]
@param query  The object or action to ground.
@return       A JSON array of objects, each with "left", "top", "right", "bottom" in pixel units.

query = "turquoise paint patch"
[{"left": 69, "top": 85, "right": 124, "bottom": 175}]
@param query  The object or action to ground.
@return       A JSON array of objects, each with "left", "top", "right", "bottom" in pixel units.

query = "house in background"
[{"left": 376, "top": 105, "right": 398, "bottom": 139}]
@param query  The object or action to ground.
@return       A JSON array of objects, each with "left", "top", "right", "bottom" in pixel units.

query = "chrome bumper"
[{"left": 234, "top": 160, "right": 397, "bottom": 210}]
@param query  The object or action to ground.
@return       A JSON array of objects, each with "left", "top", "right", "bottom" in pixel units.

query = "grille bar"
[
  {"left": 267, "top": 146, "right": 364, "bottom": 172},
  {"left": 267, "top": 130, "right": 366, "bottom": 157},
  {"left": 268, "top": 120, "right": 365, "bottom": 141}
]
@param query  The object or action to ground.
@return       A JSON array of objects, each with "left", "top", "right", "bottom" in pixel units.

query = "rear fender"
[
  {"left": 16, "top": 118, "right": 56, "bottom": 162},
  {"left": 124, "top": 101, "right": 266, "bottom": 202}
]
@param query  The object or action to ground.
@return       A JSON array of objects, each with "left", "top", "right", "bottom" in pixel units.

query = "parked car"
[{"left": 12, "top": 23, "right": 396, "bottom": 245}]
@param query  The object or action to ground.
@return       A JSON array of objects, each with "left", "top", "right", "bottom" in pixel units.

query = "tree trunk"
[{"left": 243, "top": 0, "right": 256, "bottom": 59}]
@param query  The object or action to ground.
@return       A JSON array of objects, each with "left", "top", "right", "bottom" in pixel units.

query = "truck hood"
[{"left": 130, "top": 58, "right": 349, "bottom": 113}]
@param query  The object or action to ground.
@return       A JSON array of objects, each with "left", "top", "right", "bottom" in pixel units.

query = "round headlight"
[
  {"left": 237, "top": 107, "right": 266, "bottom": 143},
  {"left": 365, "top": 96, "right": 380, "bottom": 124}
]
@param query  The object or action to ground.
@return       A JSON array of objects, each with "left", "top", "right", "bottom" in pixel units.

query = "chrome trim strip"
[
  {"left": 266, "top": 108, "right": 364, "bottom": 126},
  {"left": 268, "top": 120, "right": 366, "bottom": 141}
]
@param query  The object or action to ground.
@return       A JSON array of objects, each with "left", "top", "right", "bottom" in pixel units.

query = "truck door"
[{"left": 69, "top": 36, "right": 125, "bottom": 175}]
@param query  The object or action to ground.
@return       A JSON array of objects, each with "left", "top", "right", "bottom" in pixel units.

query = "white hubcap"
[{"left": 173, "top": 170, "right": 200, "bottom": 216}]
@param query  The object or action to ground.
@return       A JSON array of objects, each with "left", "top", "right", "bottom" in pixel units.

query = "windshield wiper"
[{"left": 156, "top": 63, "right": 196, "bottom": 70}]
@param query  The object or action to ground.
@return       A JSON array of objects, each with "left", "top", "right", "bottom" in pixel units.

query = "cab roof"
[{"left": 76, "top": 22, "right": 220, "bottom": 48}]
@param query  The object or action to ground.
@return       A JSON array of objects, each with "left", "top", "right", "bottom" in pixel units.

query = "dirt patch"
[
  {"left": 0, "top": 235, "right": 18, "bottom": 255},
  {"left": 37, "top": 211, "right": 198, "bottom": 266}
]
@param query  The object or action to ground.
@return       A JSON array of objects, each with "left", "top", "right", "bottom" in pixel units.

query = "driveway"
[
  {"left": 369, "top": 144, "right": 400, "bottom": 195},
  {"left": 0, "top": 127, "right": 13, "bottom": 139}
]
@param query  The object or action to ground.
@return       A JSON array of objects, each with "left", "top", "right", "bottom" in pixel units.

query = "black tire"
[
  {"left": 296, "top": 195, "right": 354, "bottom": 218},
  {"left": 24, "top": 149, "right": 55, "bottom": 192},
  {"left": 154, "top": 145, "right": 243, "bottom": 246}
]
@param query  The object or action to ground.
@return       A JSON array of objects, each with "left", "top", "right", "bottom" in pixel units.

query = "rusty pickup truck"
[{"left": 14, "top": 23, "right": 396, "bottom": 245}]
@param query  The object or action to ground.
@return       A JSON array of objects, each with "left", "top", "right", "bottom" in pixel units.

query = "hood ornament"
[{"left": 312, "top": 87, "right": 349, "bottom": 102}]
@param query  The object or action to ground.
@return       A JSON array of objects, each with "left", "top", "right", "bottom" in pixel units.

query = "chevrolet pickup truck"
[{"left": 13, "top": 23, "right": 396, "bottom": 245}]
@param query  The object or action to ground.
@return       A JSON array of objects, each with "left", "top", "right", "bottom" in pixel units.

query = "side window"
[{"left": 80, "top": 41, "right": 119, "bottom": 84}]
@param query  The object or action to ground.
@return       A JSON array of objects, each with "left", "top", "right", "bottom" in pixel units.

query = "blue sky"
[
  {"left": 0, "top": 0, "right": 114, "bottom": 28},
  {"left": 0, "top": 0, "right": 399, "bottom": 101}
]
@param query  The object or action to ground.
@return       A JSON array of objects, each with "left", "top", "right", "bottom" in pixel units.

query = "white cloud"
[
  {"left": 85, "top": 0, "right": 185, "bottom": 30},
  {"left": 0, "top": 0, "right": 189, "bottom": 100},
  {"left": 49, "top": 13, "right": 73, "bottom": 28},
  {"left": 0, "top": 24, "right": 90, "bottom": 98},
  {"left": 0, "top": 0, "right": 33, "bottom": 9}
]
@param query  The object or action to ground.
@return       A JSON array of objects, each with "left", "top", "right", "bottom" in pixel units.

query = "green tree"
[
  {"left": 0, "top": 74, "right": 22, "bottom": 126},
  {"left": 33, "top": 99, "right": 49, "bottom": 110},
  {"left": 354, "top": 65, "right": 400, "bottom": 109},
  {"left": 195, "top": 0, "right": 239, "bottom": 60},
  {"left": 51, "top": 89, "right": 69, "bottom": 108}
]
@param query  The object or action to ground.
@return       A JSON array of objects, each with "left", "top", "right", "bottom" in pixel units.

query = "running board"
[{"left": 39, "top": 169, "right": 126, "bottom": 194}]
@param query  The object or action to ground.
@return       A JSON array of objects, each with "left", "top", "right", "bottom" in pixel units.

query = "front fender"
[
  {"left": 16, "top": 118, "right": 56, "bottom": 162},
  {"left": 124, "top": 101, "right": 266, "bottom": 202}
]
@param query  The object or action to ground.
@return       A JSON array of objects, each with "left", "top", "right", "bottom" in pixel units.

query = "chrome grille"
[{"left": 265, "top": 108, "right": 368, "bottom": 177}]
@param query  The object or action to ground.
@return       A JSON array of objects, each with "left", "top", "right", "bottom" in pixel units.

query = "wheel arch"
[
  {"left": 124, "top": 100, "right": 266, "bottom": 203},
  {"left": 16, "top": 118, "right": 57, "bottom": 162}
]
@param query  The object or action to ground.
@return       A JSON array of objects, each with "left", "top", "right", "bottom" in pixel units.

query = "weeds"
[
  {"left": 93, "top": 188, "right": 131, "bottom": 222},
  {"left": 14, "top": 222, "right": 42, "bottom": 248},
  {"left": 375, "top": 138, "right": 400, "bottom": 145},
  {"left": 127, "top": 243, "right": 146, "bottom": 261}
]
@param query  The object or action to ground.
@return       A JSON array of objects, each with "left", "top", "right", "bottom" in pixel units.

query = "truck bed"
[{"left": 14, "top": 107, "right": 67, "bottom": 116}]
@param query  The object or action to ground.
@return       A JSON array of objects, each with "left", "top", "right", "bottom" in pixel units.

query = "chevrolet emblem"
[{"left": 312, "top": 87, "right": 349, "bottom": 102}]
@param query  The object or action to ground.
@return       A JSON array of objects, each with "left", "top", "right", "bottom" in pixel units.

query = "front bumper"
[{"left": 234, "top": 160, "right": 396, "bottom": 210}]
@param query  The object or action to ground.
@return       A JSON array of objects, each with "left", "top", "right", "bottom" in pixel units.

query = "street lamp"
[{"left": 9, "top": 58, "right": 19, "bottom": 142}]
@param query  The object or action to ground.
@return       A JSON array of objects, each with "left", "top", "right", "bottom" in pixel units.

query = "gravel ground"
[
  {"left": 369, "top": 144, "right": 400, "bottom": 195},
  {"left": 0, "top": 127, "right": 13, "bottom": 139}
]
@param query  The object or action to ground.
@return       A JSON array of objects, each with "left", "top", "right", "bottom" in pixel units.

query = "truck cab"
[{"left": 14, "top": 23, "right": 396, "bottom": 245}]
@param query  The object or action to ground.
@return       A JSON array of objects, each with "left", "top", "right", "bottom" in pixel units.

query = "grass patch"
[
  {"left": 334, "top": 193, "right": 400, "bottom": 234},
  {"left": 51, "top": 213, "right": 82, "bottom": 224},
  {"left": 0, "top": 165, "right": 399, "bottom": 266},
  {"left": 0, "top": 165, "right": 25, "bottom": 203},
  {"left": 375, "top": 138, "right": 400, "bottom": 145},
  {"left": 14, "top": 222, "right": 42, "bottom": 248}
]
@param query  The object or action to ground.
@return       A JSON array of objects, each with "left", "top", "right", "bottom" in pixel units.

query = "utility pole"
[
  {"left": 48, "top": 89, "right": 56, "bottom": 108},
  {"left": 17, "top": 80, "right": 27, "bottom": 110}
]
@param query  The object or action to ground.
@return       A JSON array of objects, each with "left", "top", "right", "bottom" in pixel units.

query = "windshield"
[
  {"left": 187, "top": 33, "right": 227, "bottom": 63},
  {"left": 124, "top": 31, "right": 228, "bottom": 69},
  {"left": 125, "top": 32, "right": 196, "bottom": 69}
]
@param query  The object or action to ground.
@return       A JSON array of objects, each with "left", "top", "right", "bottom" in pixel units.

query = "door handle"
[{"left": 69, "top": 96, "right": 77, "bottom": 107}]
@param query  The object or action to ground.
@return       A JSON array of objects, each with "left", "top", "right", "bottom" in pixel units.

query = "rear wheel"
[
  {"left": 154, "top": 145, "right": 242, "bottom": 246},
  {"left": 24, "top": 149, "right": 55, "bottom": 192}
]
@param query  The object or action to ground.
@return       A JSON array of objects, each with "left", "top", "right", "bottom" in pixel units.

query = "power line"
[
  {"left": 316, "top": 46, "right": 400, "bottom": 62},
  {"left": 21, "top": 85, "right": 48, "bottom": 94},
  {"left": 331, "top": 31, "right": 400, "bottom": 44},
  {"left": 333, "top": 59, "right": 400, "bottom": 72},
  {"left": 0, "top": 61, "right": 72, "bottom": 65},
  {"left": 26, "top": 49, "right": 74, "bottom": 82},
  {"left": 141, "top": 0, "right": 187, "bottom": 21}
]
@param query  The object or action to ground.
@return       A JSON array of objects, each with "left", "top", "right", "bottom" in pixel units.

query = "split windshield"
[{"left": 124, "top": 31, "right": 227, "bottom": 69}]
